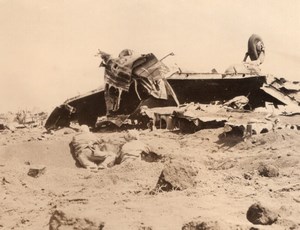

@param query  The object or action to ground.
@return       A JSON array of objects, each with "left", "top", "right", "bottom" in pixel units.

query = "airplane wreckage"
[{"left": 45, "top": 35, "right": 300, "bottom": 132}]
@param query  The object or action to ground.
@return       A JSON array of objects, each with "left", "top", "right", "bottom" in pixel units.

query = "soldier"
[{"left": 71, "top": 125, "right": 116, "bottom": 171}]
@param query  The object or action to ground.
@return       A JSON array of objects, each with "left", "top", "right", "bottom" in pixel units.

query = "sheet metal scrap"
[
  {"left": 223, "top": 120, "right": 273, "bottom": 137},
  {"left": 173, "top": 105, "right": 228, "bottom": 133},
  {"left": 140, "top": 103, "right": 228, "bottom": 133},
  {"left": 262, "top": 77, "right": 300, "bottom": 106}
]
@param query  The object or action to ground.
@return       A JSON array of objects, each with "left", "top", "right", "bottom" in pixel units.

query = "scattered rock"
[
  {"left": 49, "top": 210, "right": 105, "bottom": 230},
  {"left": 246, "top": 202, "right": 278, "bottom": 225},
  {"left": 155, "top": 161, "right": 197, "bottom": 192},
  {"left": 182, "top": 219, "right": 223, "bottom": 230},
  {"left": 138, "top": 225, "right": 153, "bottom": 230},
  {"left": 243, "top": 172, "right": 253, "bottom": 180},
  {"left": 27, "top": 165, "right": 46, "bottom": 178},
  {"left": 257, "top": 163, "right": 279, "bottom": 177},
  {"left": 2, "top": 177, "right": 10, "bottom": 185}
]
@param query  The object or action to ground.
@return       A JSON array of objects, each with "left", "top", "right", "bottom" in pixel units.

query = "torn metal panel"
[
  {"left": 45, "top": 88, "right": 106, "bottom": 130},
  {"left": 266, "top": 77, "right": 300, "bottom": 105},
  {"left": 260, "top": 84, "right": 299, "bottom": 106}
]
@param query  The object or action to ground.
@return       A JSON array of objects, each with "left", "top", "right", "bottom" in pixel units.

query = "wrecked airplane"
[{"left": 45, "top": 34, "right": 300, "bottom": 131}]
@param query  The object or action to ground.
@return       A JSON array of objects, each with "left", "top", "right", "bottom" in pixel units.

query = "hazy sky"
[{"left": 1, "top": 0, "right": 300, "bottom": 112}]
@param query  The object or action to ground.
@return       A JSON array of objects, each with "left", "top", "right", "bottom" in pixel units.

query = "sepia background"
[{"left": 1, "top": 0, "right": 300, "bottom": 112}]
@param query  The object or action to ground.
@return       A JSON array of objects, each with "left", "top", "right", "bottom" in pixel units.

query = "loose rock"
[
  {"left": 138, "top": 225, "right": 153, "bottom": 230},
  {"left": 155, "top": 161, "right": 197, "bottom": 192},
  {"left": 49, "top": 210, "right": 105, "bottom": 230},
  {"left": 257, "top": 163, "right": 279, "bottom": 177},
  {"left": 246, "top": 202, "right": 278, "bottom": 225},
  {"left": 182, "top": 219, "right": 222, "bottom": 230},
  {"left": 27, "top": 165, "right": 46, "bottom": 178}
]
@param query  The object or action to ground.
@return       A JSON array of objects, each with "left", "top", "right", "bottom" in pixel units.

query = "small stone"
[
  {"left": 138, "top": 225, "right": 153, "bottom": 230},
  {"left": 258, "top": 164, "right": 279, "bottom": 177},
  {"left": 246, "top": 202, "right": 278, "bottom": 225},
  {"left": 27, "top": 165, "right": 46, "bottom": 178},
  {"left": 243, "top": 172, "right": 253, "bottom": 180},
  {"left": 2, "top": 177, "right": 10, "bottom": 185}
]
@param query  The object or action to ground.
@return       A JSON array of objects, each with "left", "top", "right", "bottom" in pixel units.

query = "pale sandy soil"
[{"left": 0, "top": 111, "right": 299, "bottom": 230}]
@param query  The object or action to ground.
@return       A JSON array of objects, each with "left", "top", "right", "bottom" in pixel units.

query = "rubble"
[
  {"left": 139, "top": 103, "right": 227, "bottom": 133},
  {"left": 138, "top": 225, "right": 153, "bottom": 230},
  {"left": 49, "top": 210, "right": 105, "bottom": 230},
  {"left": 223, "top": 120, "right": 273, "bottom": 137},
  {"left": 182, "top": 219, "right": 223, "bottom": 230},
  {"left": 0, "top": 110, "right": 47, "bottom": 133}
]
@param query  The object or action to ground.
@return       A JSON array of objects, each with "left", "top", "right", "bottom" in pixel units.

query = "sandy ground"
[{"left": 0, "top": 111, "right": 299, "bottom": 230}]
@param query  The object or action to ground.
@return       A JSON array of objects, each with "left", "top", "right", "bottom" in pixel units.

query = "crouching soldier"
[{"left": 71, "top": 125, "right": 116, "bottom": 170}]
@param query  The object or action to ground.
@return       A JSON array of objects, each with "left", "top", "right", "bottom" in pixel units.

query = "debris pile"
[
  {"left": 0, "top": 110, "right": 47, "bottom": 132},
  {"left": 49, "top": 210, "right": 105, "bottom": 230},
  {"left": 45, "top": 45, "right": 299, "bottom": 134}
]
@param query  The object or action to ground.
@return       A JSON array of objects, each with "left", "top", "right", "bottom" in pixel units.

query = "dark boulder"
[
  {"left": 246, "top": 202, "right": 278, "bottom": 225},
  {"left": 156, "top": 161, "right": 197, "bottom": 192}
]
